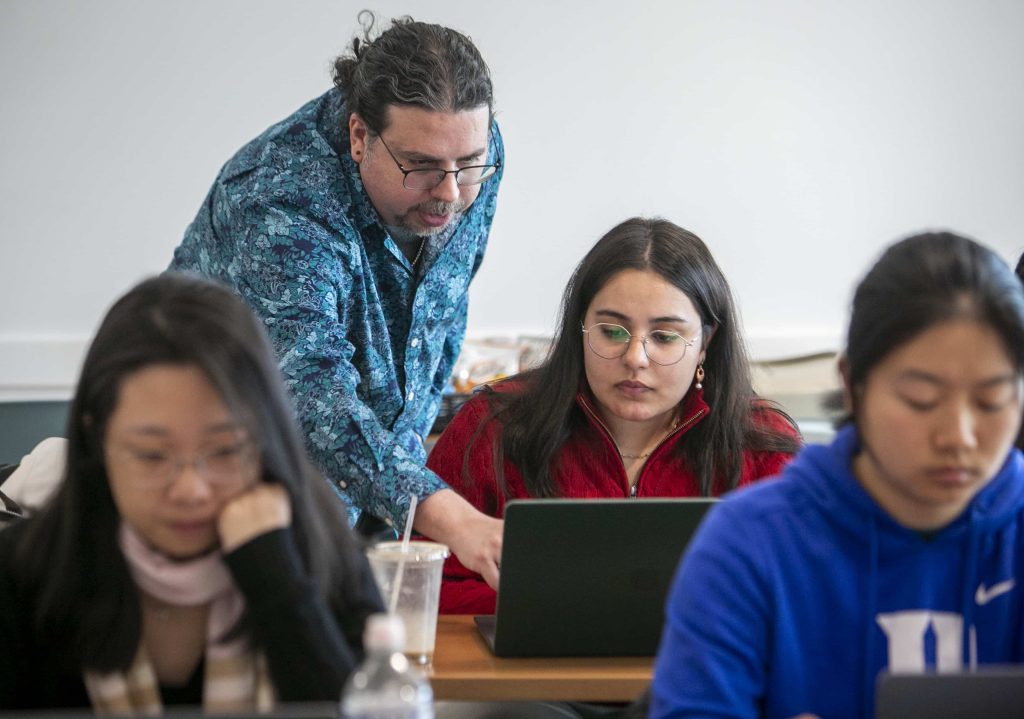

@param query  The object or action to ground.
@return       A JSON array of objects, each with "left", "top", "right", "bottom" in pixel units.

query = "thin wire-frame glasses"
[
  {"left": 581, "top": 322, "right": 696, "bottom": 366},
  {"left": 376, "top": 134, "right": 502, "bottom": 190}
]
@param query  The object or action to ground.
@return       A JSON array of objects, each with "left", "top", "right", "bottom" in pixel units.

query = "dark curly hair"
[{"left": 333, "top": 11, "right": 494, "bottom": 134}]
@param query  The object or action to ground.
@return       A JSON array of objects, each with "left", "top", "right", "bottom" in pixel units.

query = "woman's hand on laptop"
[{"left": 415, "top": 489, "right": 504, "bottom": 589}]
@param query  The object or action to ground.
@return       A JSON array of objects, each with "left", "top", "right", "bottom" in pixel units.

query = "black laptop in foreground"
[
  {"left": 875, "top": 669, "right": 1024, "bottom": 718},
  {"left": 475, "top": 497, "right": 716, "bottom": 658}
]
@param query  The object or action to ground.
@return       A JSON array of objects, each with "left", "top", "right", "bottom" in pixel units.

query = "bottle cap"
[{"left": 364, "top": 613, "right": 405, "bottom": 652}]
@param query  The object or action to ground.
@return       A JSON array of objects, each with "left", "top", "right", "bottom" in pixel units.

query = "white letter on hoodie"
[{"left": 876, "top": 611, "right": 964, "bottom": 672}]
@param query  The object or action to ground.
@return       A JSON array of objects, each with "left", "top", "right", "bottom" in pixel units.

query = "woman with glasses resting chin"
[
  {"left": 427, "top": 216, "right": 802, "bottom": 614},
  {"left": 0, "top": 275, "right": 384, "bottom": 711}
]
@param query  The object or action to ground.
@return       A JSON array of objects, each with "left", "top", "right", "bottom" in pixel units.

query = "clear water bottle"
[{"left": 341, "top": 613, "right": 434, "bottom": 719}]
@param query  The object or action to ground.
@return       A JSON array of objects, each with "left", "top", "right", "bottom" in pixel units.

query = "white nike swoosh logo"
[{"left": 976, "top": 579, "right": 1016, "bottom": 606}]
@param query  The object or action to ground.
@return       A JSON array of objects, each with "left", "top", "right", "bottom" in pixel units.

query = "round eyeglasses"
[
  {"left": 377, "top": 134, "right": 502, "bottom": 191},
  {"left": 581, "top": 322, "right": 697, "bottom": 366},
  {"left": 108, "top": 440, "right": 258, "bottom": 489}
]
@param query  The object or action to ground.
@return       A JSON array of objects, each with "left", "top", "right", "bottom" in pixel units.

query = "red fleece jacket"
[{"left": 425, "top": 386, "right": 799, "bottom": 614}]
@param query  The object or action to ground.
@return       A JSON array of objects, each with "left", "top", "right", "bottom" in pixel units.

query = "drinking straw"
[{"left": 388, "top": 494, "right": 418, "bottom": 615}]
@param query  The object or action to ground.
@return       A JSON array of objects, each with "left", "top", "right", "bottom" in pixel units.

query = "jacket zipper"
[
  {"left": 578, "top": 396, "right": 705, "bottom": 498},
  {"left": 631, "top": 409, "right": 704, "bottom": 495}
]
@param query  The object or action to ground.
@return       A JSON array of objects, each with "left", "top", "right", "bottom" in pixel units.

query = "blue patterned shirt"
[{"left": 169, "top": 88, "right": 503, "bottom": 529}]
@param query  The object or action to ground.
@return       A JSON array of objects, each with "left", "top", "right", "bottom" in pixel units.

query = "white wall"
[{"left": 2, "top": 0, "right": 1023, "bottom": 399}]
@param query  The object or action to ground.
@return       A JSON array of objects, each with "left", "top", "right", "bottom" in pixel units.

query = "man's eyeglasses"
[
  {"left": 376, "top": 134, "right": 502, "bottom": 191},
  {"left": 581, "top": 322, "right": 697, "bottom": 367},
  {"left": 108, "top": 441, "right": 259, "bottom": 489}
]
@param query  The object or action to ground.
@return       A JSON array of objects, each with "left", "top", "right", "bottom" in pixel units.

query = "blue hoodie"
[{"left": 649, "top": 425, "right": 1024, "bottom": 719}]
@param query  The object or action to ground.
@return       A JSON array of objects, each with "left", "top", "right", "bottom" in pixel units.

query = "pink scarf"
[
  {"left": 119, "top": 523, "right": 245, "bottom": 637},
  {"left": 82, "top": 523, "right": 274, "bottom": 714}
]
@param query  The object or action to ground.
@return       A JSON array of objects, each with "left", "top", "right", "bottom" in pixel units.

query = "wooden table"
[{"left": 428, "top": 616, "right": 654, "bottom": 702}]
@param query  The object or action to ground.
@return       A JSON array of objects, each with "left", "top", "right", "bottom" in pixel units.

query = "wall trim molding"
[
  {"left": 0, "top": 329, "right": 842, "bottom": 402},
  {"left": 0, "top": 335, "right": 89, "bottom": 402},
  {"left": 743, "top": 330, "right": 842, "bottom": 363}
]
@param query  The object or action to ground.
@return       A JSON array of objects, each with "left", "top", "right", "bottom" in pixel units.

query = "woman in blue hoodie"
[{"left": 650, "top": 232, "right": 1024, "bottom": 719}]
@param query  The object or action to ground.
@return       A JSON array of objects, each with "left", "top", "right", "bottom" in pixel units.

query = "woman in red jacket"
[{"left": 428, "top": 217, "right": 802, "bottom": 613}]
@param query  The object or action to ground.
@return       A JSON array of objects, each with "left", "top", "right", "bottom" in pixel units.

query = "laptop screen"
[
  {"left": 875, "top": 670, "right": 1024, "bottom": 718},
  {"left": 482, "top": 497, "right": 716, "bottom": 658}
]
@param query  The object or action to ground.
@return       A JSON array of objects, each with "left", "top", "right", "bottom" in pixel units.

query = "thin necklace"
[
  {"left": 412, "top": 237, "right": 427, "bottom": 267},
  {"left": 617, "top": 419, "right": 681, "bottom": 460},
  {"left": 619, "top": 449, "right": 653, "bottom": 460}
]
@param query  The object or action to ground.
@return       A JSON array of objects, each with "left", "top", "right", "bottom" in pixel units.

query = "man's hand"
[
  {"left": 414, "top": 489, "right": 503, "bottom": 589},
  {"left": 218, "top": 483, "right": 292, "bottom": 553}
]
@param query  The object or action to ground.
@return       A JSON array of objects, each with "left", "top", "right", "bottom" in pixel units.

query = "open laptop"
[
  {"left": 875, "top": 669, "right": 1024, "bottom": 718},
  {"left": 474, "top": 497, "right": 715, "bottom": 657}
]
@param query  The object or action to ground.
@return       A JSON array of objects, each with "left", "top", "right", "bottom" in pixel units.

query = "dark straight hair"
[
  {"left": 845, "top": 232, "right": 1024, "bottom": 421},
  {"left": 9, "top": 274, "right": 368, "bottom": 672},
  {"left": 332, "top": 12, "right": 494, "bottom": 133},
  {"left": 469, "top": 217, "right": 799, "bottom": 498}
]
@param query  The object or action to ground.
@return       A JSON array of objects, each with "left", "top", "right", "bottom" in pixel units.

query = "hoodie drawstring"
[
  {"left": 960, "top": 509, "right": 982, "bottom": 671},
  {"left": 863, "top": 516, "right": 879, "bottom": 719}
]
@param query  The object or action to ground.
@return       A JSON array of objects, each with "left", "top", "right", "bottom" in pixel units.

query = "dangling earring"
[{"left": 695, "top": 364, "right": 705, "bottom": 390}]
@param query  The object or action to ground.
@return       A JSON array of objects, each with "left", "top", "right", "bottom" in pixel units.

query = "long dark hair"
[
  {"left": 9, "top": 274, "right": 367, "bottom": 672},
  {"left": 332, "top": 12, "right": 494, "bottom": 133},
  {"left": 845, "top": 232, "right": 1024, "bottom": 418},
  {"left": 472, "top": 217, "right": 798, "bottom": 497}
]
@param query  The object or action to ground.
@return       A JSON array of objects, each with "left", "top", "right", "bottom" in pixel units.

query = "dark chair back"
[{"left": 0, "top": 463, "right": 23, "bottom": 523}]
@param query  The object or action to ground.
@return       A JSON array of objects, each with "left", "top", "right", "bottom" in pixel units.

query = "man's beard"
[{"left": 396, "top": 199, "right": 467, "bottom": 237}]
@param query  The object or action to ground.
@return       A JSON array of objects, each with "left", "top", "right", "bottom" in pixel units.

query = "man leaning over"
[{"left": 170, "top": 14, "right": 505, "bottom": 588}]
